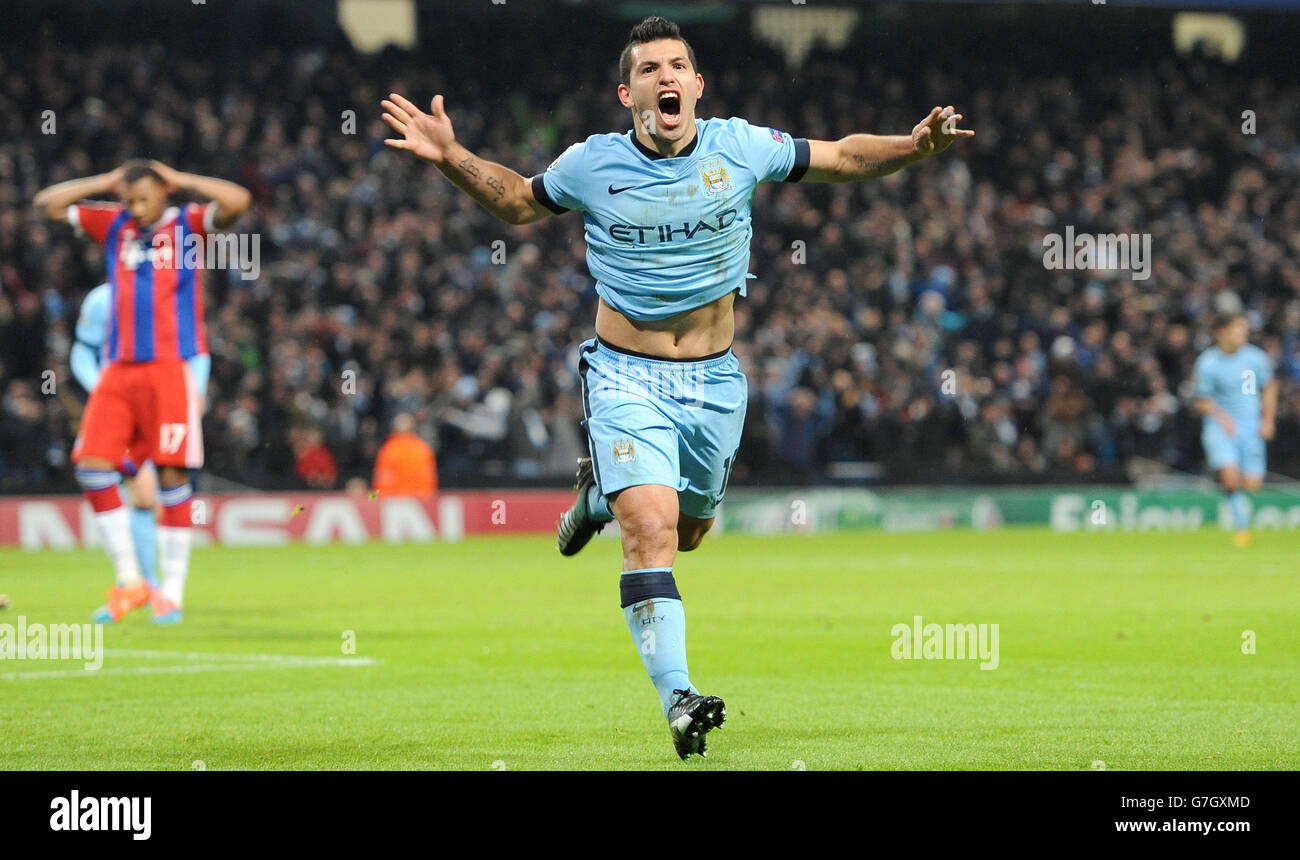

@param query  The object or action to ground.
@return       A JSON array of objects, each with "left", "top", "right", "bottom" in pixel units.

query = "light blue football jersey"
[
  {"left": 1193, "top": 344, "right": 1273, "bottom": 433},
  {"left": 531, "top": 116, "right": 810, "bottom": 321},
  {"left": 75, "top": 282, "right": 111, "bottom": 349},
  {"left": 71, "top": 283, "right": 111, "bottom": 391}
]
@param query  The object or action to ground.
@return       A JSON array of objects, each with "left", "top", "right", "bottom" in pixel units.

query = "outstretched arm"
[
  {"left": 381, "top": 92, "right": 553, "bottom": 226},
  {"left": 802, "top": 106, "right": 974, "bottom": 183},
  {"left": 33, "top": 168, "right": 123, "bottom": 222}
]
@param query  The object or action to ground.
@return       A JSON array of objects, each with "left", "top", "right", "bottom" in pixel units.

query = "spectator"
[
  {"left": 373, "top": 412, "right": 437, "bottom": 497},
  {"left": 293, "top": 426, "right": 338, "bottom": 489},
  {"left": 2, "top": 10, "right": 1297, "bottom": 490}
]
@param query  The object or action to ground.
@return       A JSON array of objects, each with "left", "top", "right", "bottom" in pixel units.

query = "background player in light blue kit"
[
  {"left": 1193, "top": 312, "right": 1277, "bottom": 546},
  {"left": 71, "top": 282, "right": 211, "bottom": 622},
  {"left": 381, "top": 16, "right": 973, "bottom": 759}
]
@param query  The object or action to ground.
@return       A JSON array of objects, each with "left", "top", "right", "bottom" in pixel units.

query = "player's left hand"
[
  {"left": 1261, "top": 418, "right": 1275, "bottom": 441},
  {"left": 148, "top": 160, "right": 190, "bottom": 193},
  {"left": 913, "top": 106, "right": 974, "bottom": 157}
]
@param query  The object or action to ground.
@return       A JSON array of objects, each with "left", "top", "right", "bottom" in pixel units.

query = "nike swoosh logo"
[{"left": 608, "top": 184, "right": 639, "bottom": 195}]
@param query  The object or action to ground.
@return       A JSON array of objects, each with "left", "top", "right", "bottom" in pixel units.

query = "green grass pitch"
[{"left": 1, "top": 528, "right": 1296, "bottom": 770}]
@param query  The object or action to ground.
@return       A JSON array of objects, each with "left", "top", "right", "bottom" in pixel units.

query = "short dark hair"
[
  {"left": 1214, "top": 311, "right": 1245, "bottom": 331},
  {"left": 122, "top": 159, "right": 162, "bottom": 185},
  {"left": 619, "top": 16, "right": 697, "bottom": 85}
]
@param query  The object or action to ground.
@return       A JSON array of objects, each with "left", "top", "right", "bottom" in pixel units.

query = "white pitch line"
[
  {"left": 104, "top": 648, "right": 375, "bottom": 665},
  {"left": 1, "top": 651, "right": 377, "bottom": 681}
]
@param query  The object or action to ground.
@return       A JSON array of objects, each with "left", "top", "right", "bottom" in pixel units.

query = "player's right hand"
[
  {"left": 1216, "top": 411, "right": 1236, "bottom": 437},
  {"left": 105, "top": 165, "right": 126, "bottom": 196},
  {"left": 382, "top": 93, "right": 456, "bottom": 164}
]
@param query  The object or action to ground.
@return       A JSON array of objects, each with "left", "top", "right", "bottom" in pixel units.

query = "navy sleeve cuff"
[
  {"left": 784, "top": 138, "right": 811, "bottom": 183},
  {"left": 530, "top": 173, "right": 569, "bottom": 215}
]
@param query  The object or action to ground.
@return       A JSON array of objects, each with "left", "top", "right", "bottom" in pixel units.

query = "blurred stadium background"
[{"left": 2, "top": 0, "right": 1299, "bottom": 546}]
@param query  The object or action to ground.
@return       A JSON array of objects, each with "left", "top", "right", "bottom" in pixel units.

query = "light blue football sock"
[
  {"left": 130, "top": 505, "right": 159, "bottom": 589},
  {"left": 1228, "top": 491, "right": 1250, "bottom": 531},
  {"left": 621, "top": 568, "right": 697, "bottom": 717},
  {"left": 586, "top": 484, "right": 614, "bottom": 523}
]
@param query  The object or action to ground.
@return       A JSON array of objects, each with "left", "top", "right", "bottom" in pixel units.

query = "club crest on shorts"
[
  {"left": 612, "top": 438, "right": 636, "bottom": 464},
  {"left": 700, "top": 159, "right": 731, "bottom": 195}
]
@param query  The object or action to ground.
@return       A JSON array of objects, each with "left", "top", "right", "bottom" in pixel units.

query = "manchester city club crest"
[
  {"left": 613, "top": 438, "right": 636, "bottom": 464},
  {"left": 700, "top": 159, "right": 731, "bottom": 195}
]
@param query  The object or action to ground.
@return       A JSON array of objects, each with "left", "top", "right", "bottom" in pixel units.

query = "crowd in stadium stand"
[{"left": 2, "top": 17, "right": 1298, "bottom": 492}]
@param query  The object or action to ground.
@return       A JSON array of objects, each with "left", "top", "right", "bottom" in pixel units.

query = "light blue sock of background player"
[
  {"left": 128, "top": 500, "right": 159, "bottom": 589},
  {"left": 1228, "top": 490, "right": 1251, "bottom": 530}
]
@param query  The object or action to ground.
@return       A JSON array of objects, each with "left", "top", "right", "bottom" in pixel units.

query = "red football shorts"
[{"left": 73, "top": 359, "right": 204, "bottom": 470}]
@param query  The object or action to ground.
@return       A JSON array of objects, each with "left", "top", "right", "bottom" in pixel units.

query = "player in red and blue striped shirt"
[
  {"left": 81, "top": 199, "right": 212, "bottom": 364},
  {"left": 36, "top": 159, "right": 250, "bottom": 623}
]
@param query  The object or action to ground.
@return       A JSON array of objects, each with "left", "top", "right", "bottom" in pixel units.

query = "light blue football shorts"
[
  {"left": 1203, "top": 421, "right": 1266, "bottom": 477},
  {"left": 578, "top": 336, "right": 746, "bottom": 519}
]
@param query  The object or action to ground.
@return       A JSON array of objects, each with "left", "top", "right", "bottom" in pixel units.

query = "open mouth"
[{"left": 657, "top": 91, "right": 682, "bottom": 128}]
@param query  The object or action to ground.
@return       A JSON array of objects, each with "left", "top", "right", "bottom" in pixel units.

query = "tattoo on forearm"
[
  {"left": 853, "top": 154, "right": 912, "bottom": 176},
  {"left": 458, "top": 155, "right": 505, "bottom": 200}
]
